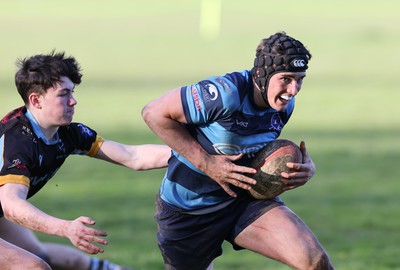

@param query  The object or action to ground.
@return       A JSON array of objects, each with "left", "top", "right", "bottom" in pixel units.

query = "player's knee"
[
  {"left": 292, "top": 247, "right": 333, "bottom": 270},
  {"left": 309, "top": 251, "right": 334, "bottom": 270},
  {"left": 311, "top": 251, "right": 335, "bottom": 270}
]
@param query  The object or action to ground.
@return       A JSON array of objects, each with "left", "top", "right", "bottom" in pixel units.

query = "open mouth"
[{"left": 279, "top": 95, "right": 293, "bottom": 102}]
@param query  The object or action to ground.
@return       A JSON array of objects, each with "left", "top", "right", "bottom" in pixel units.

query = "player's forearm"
[
  {"left": 142, "top": 115, "right": 210, "bottom": 172},
  {"left": 3, "top": 199, "right": 67, "bottom": 237},
  {"left": 96, "top": 141, "right": 170, "bottom": 170},
  {"left": 0, "top": 184, "right": 68, "bottom": 237},
  {"left": 128, "top": 144, "right": 171, "bottom": 170}
]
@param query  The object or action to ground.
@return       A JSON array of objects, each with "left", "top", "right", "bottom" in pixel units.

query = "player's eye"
[{"left": 60, "top": 89, "right": 75, "bottom": 96}]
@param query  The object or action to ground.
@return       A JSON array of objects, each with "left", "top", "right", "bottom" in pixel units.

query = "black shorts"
[{"left": 155, "top": 193, "right": 284, "bottom": 270}]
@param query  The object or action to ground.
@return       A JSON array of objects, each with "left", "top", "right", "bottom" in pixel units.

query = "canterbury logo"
[{"left": 291, "top": 59, "right": 306, "bottom": 67}]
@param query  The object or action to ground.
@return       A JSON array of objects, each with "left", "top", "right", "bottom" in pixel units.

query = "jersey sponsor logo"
[
  {"left": 213, "top": 142, "right": 266, "bottom": 157},
  {"left": 216, "top": 78, "right": 233, "bottom": 95},
  {"left": 39, "top": 155, "right": 43, "bottom": 166},
  {"left": 77, "top": 124, "right": 93, "bottom": 138},
  {"left": 191, "top": 87, "right": 203, "bottom": 111},
  {"left": 270, "top": 113, "right": 284, "bottom": 131},
  {"left": 235, "top": 119, "right": 248, "bottom": 127},
  {"left": 57, "top": 140, "right": 66, "bottom": 153},
  {"left": 213, "top": 143, "right": 241, "bottom": 155},
  {"left": 21, "top": 126, "right": 33, "bottom": 136},
  {"left": 206, "top": 84, "right": 218, "bottom": 101},
  {"left": 21, "top": 126, "right": 37, "bottom": 144},
  {"left": 8, "top": 159, "right": 28, "bottom": 171},
  {"left": 201, "top": 83, "right": 219, "bottom": 103}
]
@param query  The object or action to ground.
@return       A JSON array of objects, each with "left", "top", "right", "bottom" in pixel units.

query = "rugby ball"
[{"left": 248, "top": 139, "right": 303, "bottom": 199}]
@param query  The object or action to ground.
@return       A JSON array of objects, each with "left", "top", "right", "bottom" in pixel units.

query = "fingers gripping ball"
[{"left": 249, "top": 139, "right": 303, "bottom": 199}]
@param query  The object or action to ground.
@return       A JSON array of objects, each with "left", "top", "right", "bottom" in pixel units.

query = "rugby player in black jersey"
[{"left": 0, "top": 52, "right": 170, "bottom": 270}]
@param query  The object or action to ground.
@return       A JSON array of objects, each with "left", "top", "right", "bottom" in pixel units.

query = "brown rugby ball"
[{"left": 248, "top": 139, "right": 303, "bottom": 199}]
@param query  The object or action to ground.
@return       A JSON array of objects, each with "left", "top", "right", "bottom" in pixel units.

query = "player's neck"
[
  {"left": 27, "top": 108, "right": 59, "bottom": 142},
  {"left": 40, "top": 127, "right": 59, "bottom": 142}
]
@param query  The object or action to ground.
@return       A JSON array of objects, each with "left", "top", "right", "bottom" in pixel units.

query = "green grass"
[{"left": 1, "top": 1, "right": 400, "bottom": 269}]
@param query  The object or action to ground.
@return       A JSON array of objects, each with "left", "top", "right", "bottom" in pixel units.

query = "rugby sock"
[
  {"left": 89, "top": 258, "right": 101, "bottom": 270},
  {"left": 89, "top": 258, "right": 110, "bottom": 270}
]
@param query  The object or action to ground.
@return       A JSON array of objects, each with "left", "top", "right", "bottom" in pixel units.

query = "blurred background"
[{"left": 1, "top": 1, "right": 399, "bottom": 269}]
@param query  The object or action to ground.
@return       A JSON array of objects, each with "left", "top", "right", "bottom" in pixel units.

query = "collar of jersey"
[{"left": 25, "top": 109, "right": 60, "bottom": 145}]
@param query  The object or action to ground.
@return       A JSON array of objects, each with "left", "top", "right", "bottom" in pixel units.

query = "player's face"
[
  {"left": 267, "top": 72, "right": 306, "bottom": 111},
  {"left": 40, "top": 76, "right": 77, "bottom": 127}
]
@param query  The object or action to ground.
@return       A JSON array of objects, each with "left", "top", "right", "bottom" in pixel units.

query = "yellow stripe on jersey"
[
  {"left": 87, "top": 135, "right": 105, "bottom": 157},
  {"left": 0, "top": 174, "right": 30, "bottom": 188}
]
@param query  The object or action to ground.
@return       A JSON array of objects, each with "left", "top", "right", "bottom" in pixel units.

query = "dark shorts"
[{"left": 155, "top": 193, "right": 284, "bottom": 270}]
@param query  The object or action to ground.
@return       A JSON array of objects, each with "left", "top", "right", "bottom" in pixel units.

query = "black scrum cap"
[{"left": 251, "top": 32, "right": 311, "bottom": 105}]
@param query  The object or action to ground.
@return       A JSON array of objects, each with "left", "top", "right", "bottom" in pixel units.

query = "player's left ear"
[{"left": 28, "top": 92, "right": 43, "bottom": 109}]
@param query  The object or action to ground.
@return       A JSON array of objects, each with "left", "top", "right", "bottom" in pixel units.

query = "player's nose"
[
  {"left": 69, "top": 95, "right": 78, "bottom": 106},
  {"left": 288, "top": 82, "right": 300, "bottom": 95}
]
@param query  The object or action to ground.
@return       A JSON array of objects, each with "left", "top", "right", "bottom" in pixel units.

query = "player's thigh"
[
  {"left": 0, "top": 238, "right": 51, "bottom": 270},
  {"left": 235, "top": 205, "right": 324, "bottom": 266},
  {"left": 0, "top": 217, "right": 43, "bottom": 252}
]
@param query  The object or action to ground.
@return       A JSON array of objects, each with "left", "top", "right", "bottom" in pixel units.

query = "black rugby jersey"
[{"left": 0, "top": 107, "right": 104, "bottom": 216}]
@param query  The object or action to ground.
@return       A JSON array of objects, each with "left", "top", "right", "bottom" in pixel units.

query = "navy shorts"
[{"left": 155, "top": 193, "right": 284, "bottom": 270}]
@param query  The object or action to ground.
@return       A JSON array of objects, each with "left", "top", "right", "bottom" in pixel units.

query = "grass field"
[{"left": 1, "top": 1, "right": 400, "bottom": 269}]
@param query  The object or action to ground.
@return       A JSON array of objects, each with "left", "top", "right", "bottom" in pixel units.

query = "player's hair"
[
  {"left": 15, "top": 50, "right": 83, "bottom": 104},
  {"left": 251, "top": 31, "right": 312, "bottom": 105}
]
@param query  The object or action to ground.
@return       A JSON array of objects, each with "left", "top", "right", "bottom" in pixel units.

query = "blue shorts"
[{"left": 155, "top": 193, "right": 284, "bottom": 270}]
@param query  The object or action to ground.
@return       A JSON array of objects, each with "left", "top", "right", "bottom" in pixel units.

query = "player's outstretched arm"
[
  {"left": 0, "top": 183, "right": 108, "bottom": 254},
  {"left": 94, "top": 141, "right": 171, "bottom": 170}
]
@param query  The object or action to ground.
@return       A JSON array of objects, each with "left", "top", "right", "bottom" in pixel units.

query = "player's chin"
[
  {"left": 270, "top": 98, "right": 290, "bottom": 111},
  {"left": 60, "top": 118, "right": 73, "bottom": 126},
  {"left": 271, "top": 103, "right": 288, "bottom": 111}
]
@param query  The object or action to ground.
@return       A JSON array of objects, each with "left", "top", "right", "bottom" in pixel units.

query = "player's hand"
[
  {"left": 280, "top": 141, "right": 316, "bottom": 190},
  {"left": 203, "top": 154, "right": 257, "bottom": 197},
  {"left": 62, "top": 216, "right": 108, "bottom": 254}
]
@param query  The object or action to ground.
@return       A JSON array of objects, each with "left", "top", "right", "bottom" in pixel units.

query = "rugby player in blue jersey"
[
  {"left": 142, "top": 32, "right": 334, "bottom": 270},
  {"left": 0, "top": 52, "right": 170, "bottom": 270}
]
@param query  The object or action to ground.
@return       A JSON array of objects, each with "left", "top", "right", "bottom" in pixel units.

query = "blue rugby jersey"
[
  {"left": 160, "top": 70, "right": 295, "bottom": 213},
  {"left": 0, "top": 106, "right": 103, "bottom": 216}
]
